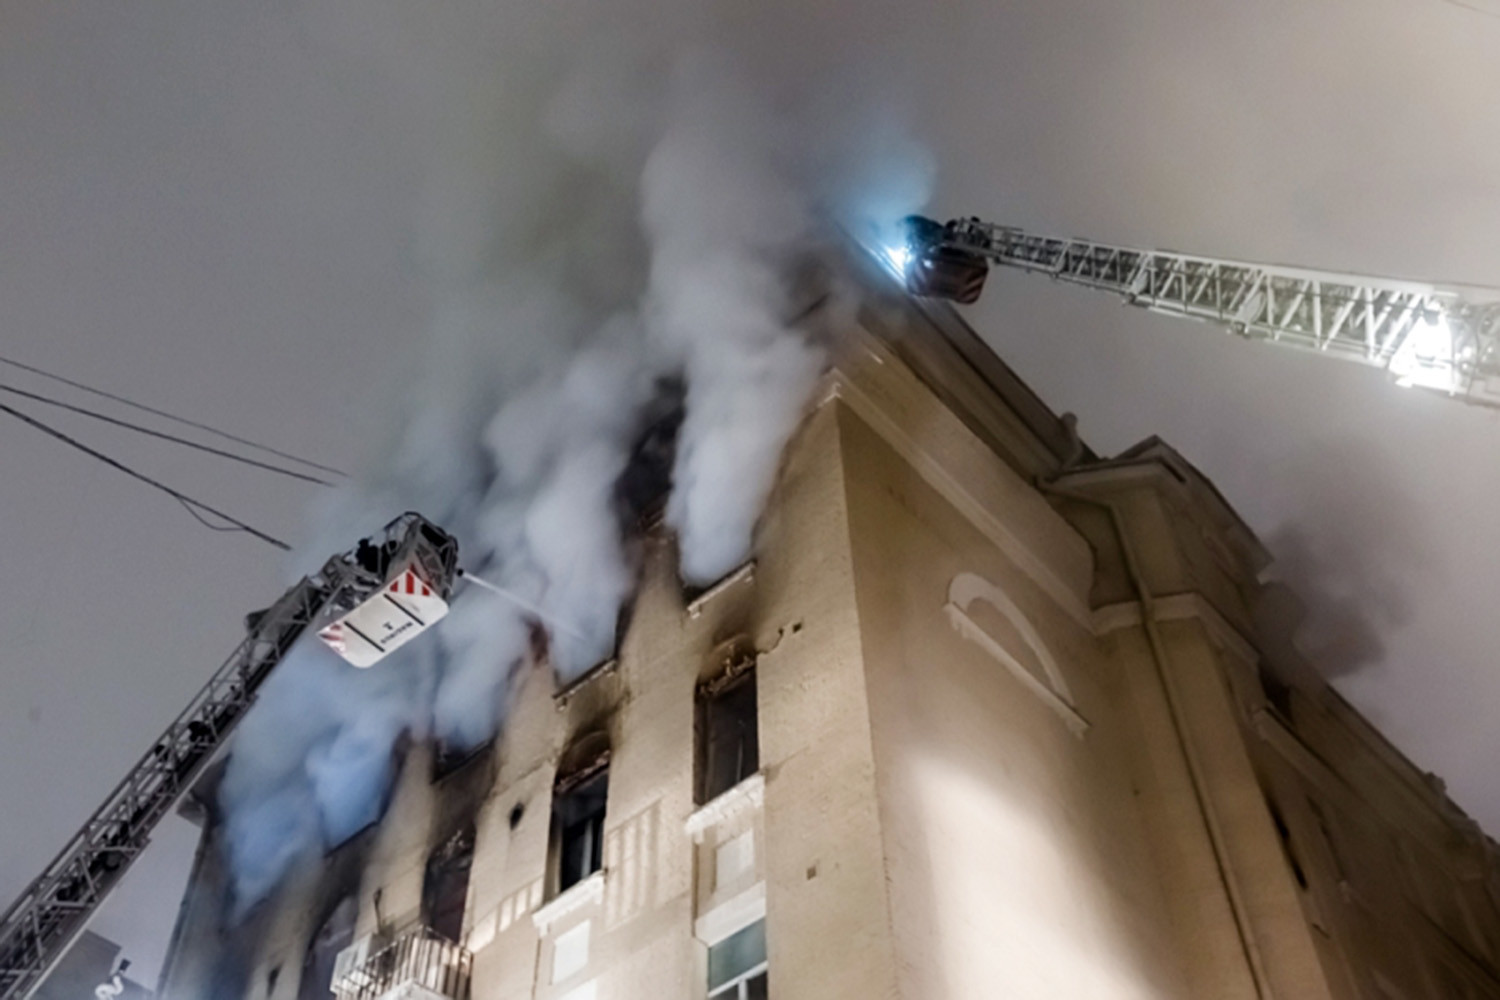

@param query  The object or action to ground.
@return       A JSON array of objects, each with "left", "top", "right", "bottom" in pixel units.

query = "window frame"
[
  {"left": 422, "top": 822, "right": 476, "bottom": 944},
  {"left": 696, "top": 663, "right": 759, "bottom": 805},
  {"left": 707, "top": 965, "right": 767, "bottom": 1000},
  {"left": 550, "top": 744, "right": 611, "bottom": 897},
  {"left": 706, "top": 918, "right": 767, "bottom": 1000}
]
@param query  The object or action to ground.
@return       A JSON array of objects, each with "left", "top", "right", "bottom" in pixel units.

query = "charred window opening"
[
  {"left": 298, "top": 896, "right": 355, "bottom": 1000},
  {"left": 528, "top": 619, "right": 551, "bottom": 665},
  {"left": 431, "top": 739, "right": 489, "bottom": 783},
  {"left": 422, "top": 823, "right": 476, "bottom": 943},
  {"left": 551, "top": 735, "right": 611, "bottom": 895},
  {"left": 614, "top": 376, "right": 685, "bottom": 532},
  {"left": 698, "top": 658, "right": 759, "bottom": 805}
]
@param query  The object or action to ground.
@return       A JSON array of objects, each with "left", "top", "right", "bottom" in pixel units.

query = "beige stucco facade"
[{"left": 162, "top": 268, "right": 1500, "bottom": 1000}]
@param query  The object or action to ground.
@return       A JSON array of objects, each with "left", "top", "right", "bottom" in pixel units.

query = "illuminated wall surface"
[{"left": 159, "top": 273, "right": 1500, "bottom": 1000}]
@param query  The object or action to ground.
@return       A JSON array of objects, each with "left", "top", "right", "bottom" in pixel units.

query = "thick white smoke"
[
  {"left": 217, "top": 25, "right": 931, "bottom": 910},
  {"left": 643, "top": 64, "right": 826, "bottom": 584}
]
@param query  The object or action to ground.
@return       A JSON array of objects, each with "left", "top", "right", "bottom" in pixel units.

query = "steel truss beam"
[
  {"left": 0, "top": 577, "right": 330, "bottom": 1000},
  {"left": 0, "top": 513, "right": 459, "bottom": 1000},
  {"left": 953, "top": 220, "right": 1500, "bottom": 409}
]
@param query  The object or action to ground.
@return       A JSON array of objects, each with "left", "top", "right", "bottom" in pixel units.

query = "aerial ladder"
[
  {"left": 0, "top": 513, "right": 461, "bottom": 1000},
  {"left": 888, "top": 215, "right": 1500, "bottom": 410}
]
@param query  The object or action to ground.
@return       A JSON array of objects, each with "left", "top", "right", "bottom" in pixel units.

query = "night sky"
[{"left": 2, "top": 0, "right": 1498, "bottom": 983}]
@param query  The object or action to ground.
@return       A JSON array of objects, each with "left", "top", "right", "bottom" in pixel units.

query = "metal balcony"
[{"left": 332, "top": 928, "right": 471, "bottom": 1000}]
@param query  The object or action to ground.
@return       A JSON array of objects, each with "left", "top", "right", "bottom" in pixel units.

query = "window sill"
[
  {"left": 686, "top": 562, "right": 755, "bottom": 619},
  {"left": 553, "top": 658, "right": 619, "bottom": 710},
  {"left": 694, "top": 881, "right": 766, "bottom": 945},
  {"left": 685, "top": 772, "right": 765, "bottom": 843},
  {"left": 532, "top": 870, "right": 606, "bottom": 933}
]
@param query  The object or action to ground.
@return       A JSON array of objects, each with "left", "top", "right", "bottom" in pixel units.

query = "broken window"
[
  {"left": 707, "top": 919, "right": 768, "bottom": 999},
  {"left": 552, "top": 737, "right": 611, "bottom": 895},
  {"left": 422, "top": 823, "right": 476, "bottom": 943},
  {"left": 698, "top": 669, "right": 759, "bottom": 804}
]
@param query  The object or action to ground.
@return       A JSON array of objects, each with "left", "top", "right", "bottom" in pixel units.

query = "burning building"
[{"left": 156, "top": 248, "right": 1500, "bottom": 1000}]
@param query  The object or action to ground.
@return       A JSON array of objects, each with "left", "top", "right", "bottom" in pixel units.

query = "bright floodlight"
[
  {"left": 1389, "top": 311, "right": 1460, "bottom": 393},
  {"left": 880, "top": 240, "right": 912, "bottom": 277}
]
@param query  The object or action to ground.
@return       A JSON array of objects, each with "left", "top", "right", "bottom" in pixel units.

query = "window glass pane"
[
  {"left": 707, "top": 920, "right": 766, "bottom": 991},
  {"left": 745, "top": 971, "right": 768, "bottom": 1000}
]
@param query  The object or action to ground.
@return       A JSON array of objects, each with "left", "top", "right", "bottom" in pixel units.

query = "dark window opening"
[
  {"left": 299, "top": 896, "right": 355, "bottom": 1000},
  {"left": 1259, "top": 667, "right": 1294, "bottom": 720},
  {"left": 614, "top": 376, "right": 685, "bottom": 532},
  {"left": 431, "top": 739, "right": 489, "bottom": 783},
  {"left": 529, "top": 620, "right": 551, "bottom": 665},
  {"left": 422, "top": 824, "right": 475, "bottom": 944},
  {"left": 553, "top": 749, "right": 610, "bottom": 894},
  {"left": 698, "top": 670, "right": 759, "bottom": 804}
]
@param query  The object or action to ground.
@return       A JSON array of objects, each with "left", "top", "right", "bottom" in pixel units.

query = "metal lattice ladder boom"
[{"left": 948, "top": 218, "right": 1500, "bottom": 409}]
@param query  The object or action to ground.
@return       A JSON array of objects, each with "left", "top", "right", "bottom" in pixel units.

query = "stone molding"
[
  {"left": 531, "top": 871, "right": 605, "bottom": 934},
  {"left": 946, "top": 572, "right": 1088, "bottom": 738},
  {"left": 686, "top": 562, "right": 755, "bottom": 619},
  {"left": 1093, "top": 591, "right": 1259, "bottom": 667},
  {"left": 684, "top": 773, "right": 765, "bottom": 844},
  {"left": 693, "top": 881, "right": 766, "bottom": 945},
  {"left": 816, "top": 368, "right": 1094, "bottom": 629}
]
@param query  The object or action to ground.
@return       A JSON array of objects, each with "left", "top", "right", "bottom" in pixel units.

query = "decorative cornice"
[
  {"left": 1092, "top": 591, "right": 1259, "bottom": 667},
  {"left": 531, "top": 870, "right": 605, "bottom": 933},
  {"left": 815, "top": 370, "right": 1095, "bottom": 630},
  {"left": 684, "top": 773, "right": 765, "bottom": 843}
]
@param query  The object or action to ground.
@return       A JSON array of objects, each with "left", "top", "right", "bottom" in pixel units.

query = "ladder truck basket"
[
  {"left": 901, "top": 215, "right": 990, "bottom": 305},
  {"left": 314, "top": 513, "right": 460, "bottom": 668},
  {"left": 0, "top": 512, "right": 460, "bottom": 1000}
]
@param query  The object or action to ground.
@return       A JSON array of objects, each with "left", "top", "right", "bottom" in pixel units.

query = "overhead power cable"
[
  {"left": 0, "top": 353, "right": 347, "bottom": 478},
  {"left": 0, "top": 383, "right": 334, "bottom": 487},
  {"left": 0, "top": 401, "right": 292, "bottom": 551}
]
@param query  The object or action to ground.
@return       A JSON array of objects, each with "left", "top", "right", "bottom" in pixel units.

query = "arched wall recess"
[{"left": 945, "top": 572, "right": 1089, "bottom": 738}]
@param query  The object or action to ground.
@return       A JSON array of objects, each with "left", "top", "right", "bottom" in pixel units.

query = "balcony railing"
[{"left": 333, "top": 928, "right": 472, "bottom": 1000}]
